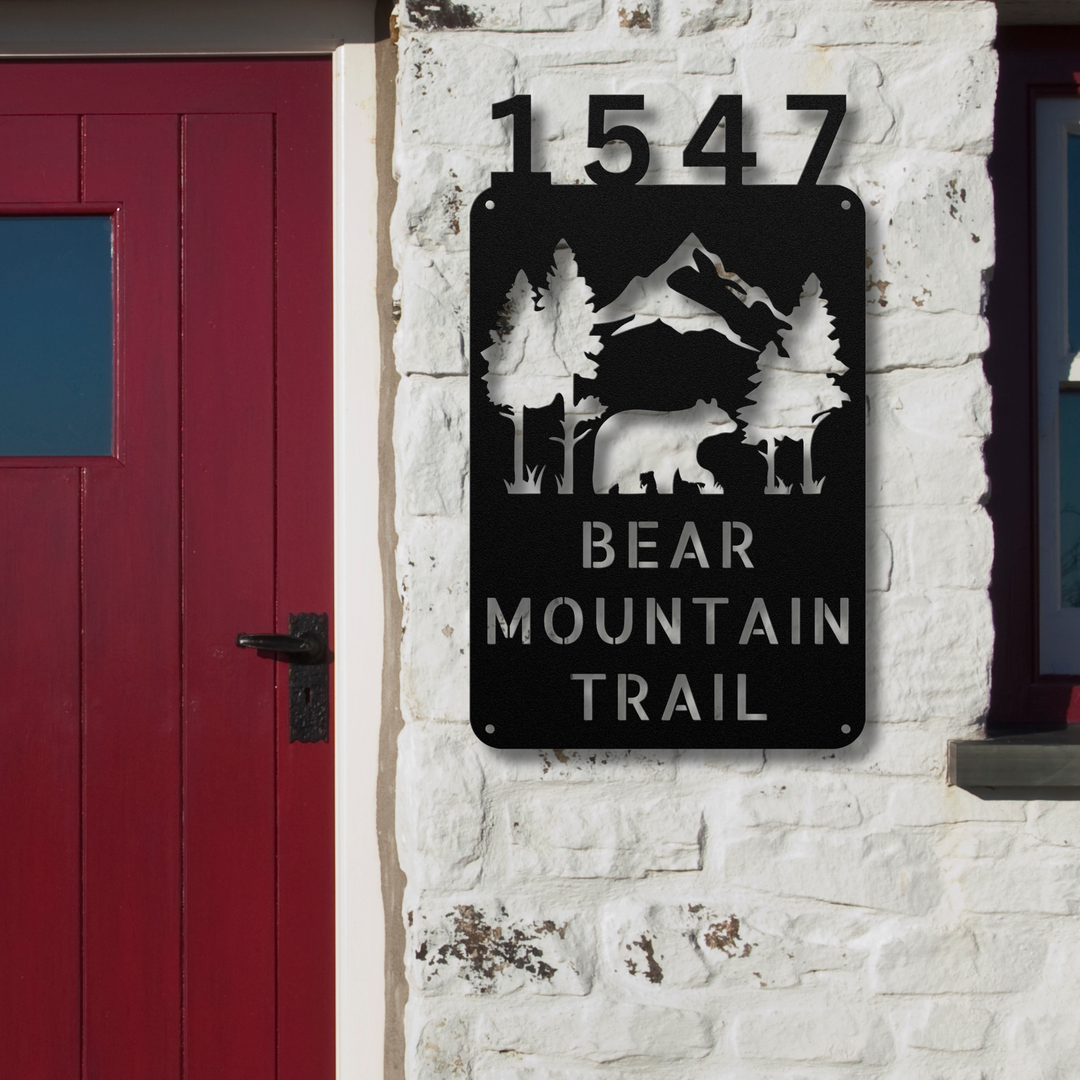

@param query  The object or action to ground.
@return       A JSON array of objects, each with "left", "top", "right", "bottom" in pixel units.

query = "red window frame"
[{"left": 987, "top": 27, "right": 1080, "bottom": 727}]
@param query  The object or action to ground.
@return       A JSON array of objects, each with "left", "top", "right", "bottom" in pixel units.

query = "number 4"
[{"left": 682, "top": 95, "right": 757, "bottom": 185}]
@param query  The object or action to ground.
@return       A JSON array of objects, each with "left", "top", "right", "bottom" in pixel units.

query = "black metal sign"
[{"left": 470, "top": 95, "right": 864, "bottom": 749}]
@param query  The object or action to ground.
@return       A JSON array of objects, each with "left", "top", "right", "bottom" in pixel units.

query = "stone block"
[
  {"left": 907, "top": 1000, "right": 992, "bottom": 1051},
  {"left": 605, "top": 902, "right": 712, "bottom": 990},
  {"left": 667, "top": 0, "right": 751, "bottom": 35},
  {"left": 870, "top": 506, "right": 992, "bottom": 593},
  {"left": 724, "top": 829, "right": 943, "bottom": 914},
  {"left": 765, "top": 720, "right": 950, "bottom": 778},
  {"left": 613, "top": 1, "right": 655, "bottom": 32},
  {"left": 964, "top": 923, "right": 1049, "bottom": 993},
  {"left": 886, "top": 779, "right": 1025, "bottom": 827},
  {"left": 393, "top": 146, "right": 490, "bottom": 254},
  {"left": 397, "top": 516, "right": 470, "bottom": 723},
  {"left": 867, "top": 518, "right": 894, "bottom": 591},
  {"left": 528, "top": 44, "right": 677, "bottom": 69},
  {"left": 398, "top": 36, "right": 515, "bottom": 149},
  {"left": 678, "top": 748, "right": 766, "bottom": 775},
  {"left": 507, "top": 790, "right": 703, "bottom": 878},
  {"left": 481, "top": 746, "right": 679, "bottom": 783},
  {"left": 395, "top": 247, "right": 468, "bottom": 376},
  {"left": 876, "top": 1059, "right": 989, "bottom": 1080},
  {"left": 1004, "top": 1010, "right": 1080, "bottom": 1080},
  {"left": 866, "top": 309, "right": 989, "bottom": 374},
  {"left": 800, "top": 2, "right": 994, "bottom": 47},
  {"left": 800, "top": 6, "right": 932, "bottom": 46},
  {"left": 867, "top": 365, "right": 991, "bottom": 508},
  {"left": 736, "top": 774, "right": 864, "bottom": 828},
  {"left": 936, "top": 825, "right": 1014, "bottom": 861},
  {"left": 746, "top": 10, "right": 798, "bottom": 42},
  {"left": 861, "top": 160, "right": 994, "bottom": 315},
  {"left": 871, "top": 361, "right": 992, "bottom": 442},
  {"left": 475, "top": 1067, "right": 626, "bottom": 1080},
  {"left": 732, "top": 1006, "right": 878, "bottom": 1063},
  {"left": 395, "top": 375, "right": 468, "bottom": 518},
  {"left": 409, "top": 1010, "right": 473, "bottom": 1080},
  {"left": 867, "top": 591, "right": 992, "bottom": 724},
  {"left": 889, "top": 46, "right": 997, "bottom": 154},
  {"left": 601, "top": 899, "right": 855, "bottom": 993},
  {"left": 408, "top": 898, "right": 590, "bottom": 995},
  {"left": 397, "top": 723, "right": 485, "bottom": 887},
  {"left": 872, "top": 921, "right": 1047, "bottom": 995},
  {"left": 950, "top": 851, "right": 1080, "bottom": 915},
  {"left": 870, "top": 924, "right": 979, "bottom": 994},
  {"left": 1025, "top": 801, "right": 1080, "bottom": 848},
  {"left": 475, "top": 1000, "right": 714, "bottom": 1061},
  {"left": 405, "top": 0, "right": 603, "bottom": 32},
  {"left": 676, "top": 48, "right": 737, "bottom": 75}
]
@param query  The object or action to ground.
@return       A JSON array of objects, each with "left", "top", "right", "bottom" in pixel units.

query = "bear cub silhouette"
[{"left": 593, "top": 398, "right": 736, "bottom": 494}]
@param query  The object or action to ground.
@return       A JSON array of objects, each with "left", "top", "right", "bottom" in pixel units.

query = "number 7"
[{"left": 787, "top": 95, "right": 846, "bottom": 186}]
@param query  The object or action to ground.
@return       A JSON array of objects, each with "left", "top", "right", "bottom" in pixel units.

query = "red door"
[{"left": 0, "top": 61, "right": 334, "bottom": 1078}]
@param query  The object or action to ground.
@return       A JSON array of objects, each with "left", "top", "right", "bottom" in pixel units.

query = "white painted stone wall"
[{"left": 388, "top": 1, "right": 1079, "bottom": 1075}]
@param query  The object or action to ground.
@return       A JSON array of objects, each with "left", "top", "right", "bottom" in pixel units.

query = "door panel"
[
  {"left": 0, "top": 471, "right": 81, "bottom": 1078},
  {"left": 275, "top": 92, "right": 336, "bottom": 1080},
  {"left": 0, "top": 111, "right": 84, "bottom": 1078},
  {"left": 82, "top": 112, "right": 182, "bottom": 1080},
  {"left": 0, "top": 62, "right": 333, "bottom": 1079},
  {"left": 0, "top": 115, "right": 79, "bottom": 200},
  {"left": 182, "top": 112, "right": 277, "bottom": 1079}
]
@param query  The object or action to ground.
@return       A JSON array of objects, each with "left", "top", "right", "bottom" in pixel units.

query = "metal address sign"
[{"left": 470, "top": 94, "right": 864, "bottom": 749}]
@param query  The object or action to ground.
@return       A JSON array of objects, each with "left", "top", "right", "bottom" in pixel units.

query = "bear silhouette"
[{"left": 593, "top": 398, "right": 737, "bottom": 494}]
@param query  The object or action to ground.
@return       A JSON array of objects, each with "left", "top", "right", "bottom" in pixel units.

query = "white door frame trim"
[{"left": 333, "top": 40, "right": 386, "bottom": 1080}]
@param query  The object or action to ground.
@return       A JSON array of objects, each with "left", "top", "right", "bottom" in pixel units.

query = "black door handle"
[
  {"left": 236, "top": 631, "right": 323, "bottom": 658},
  {"left": 235, "top": 614, "right": 330, "bottom": 743}
]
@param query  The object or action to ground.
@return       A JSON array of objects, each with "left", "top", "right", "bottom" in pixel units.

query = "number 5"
[{"left": 585, "top": 95, "right": 650, "bottom": 186}]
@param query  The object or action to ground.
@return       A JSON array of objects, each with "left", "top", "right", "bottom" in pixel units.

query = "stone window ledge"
[{"left": 949, "top": 725, "right": 1080, "bottom": 798}]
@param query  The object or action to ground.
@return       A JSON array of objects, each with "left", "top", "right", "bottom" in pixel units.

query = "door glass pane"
[{"left": 0, "top": 215, "right": 113, "bottom": 455}]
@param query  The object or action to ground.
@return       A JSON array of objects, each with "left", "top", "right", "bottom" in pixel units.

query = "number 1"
[{"left": 492, "top": 95, "right": 534, "bottom": 175}]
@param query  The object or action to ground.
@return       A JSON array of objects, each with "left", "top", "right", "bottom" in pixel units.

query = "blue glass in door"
[{"left": 0, "top": 215, "right": 113, "bottom": 456}]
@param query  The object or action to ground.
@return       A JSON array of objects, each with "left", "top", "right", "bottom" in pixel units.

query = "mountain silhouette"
[
  {"left": 669, "top": 249, "right": 790, "bottom": 354},
  {"left": 593, "top": 233, "right": 786, "bottom": 351}
]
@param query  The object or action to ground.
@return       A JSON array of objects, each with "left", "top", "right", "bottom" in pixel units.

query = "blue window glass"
[
  {"left": 1061, "top": 136, "right": 1080, "bottom": 606},
  {"left": 0, "top": 216, "right": 113, "bottom": 455},
  {"left": 1069, "top": 134, "right": 1080, "bottom": 354},
  {"left": 1060, "top": 390, "right": 1080, "bottom": 607}
]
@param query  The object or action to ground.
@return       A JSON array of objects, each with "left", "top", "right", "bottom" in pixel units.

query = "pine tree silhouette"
[
  {"left": 481, "top": 270, "right": 562, "bottom": 493},
  {"left": 535, "top": 240, "right": 605, "bottom": 494},
  {"left": 737, "top": 274, "right": 849, "bottom": 494}
]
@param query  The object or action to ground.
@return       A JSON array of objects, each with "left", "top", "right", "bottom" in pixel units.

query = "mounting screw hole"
[
  {"left": 485, "top": 200, "right": 495, "bottom": 210},
  {"left": 485, "top": 724, "right": 496, "bottom": 734},
  {"left": 840, "top": 199, "right": 851, "bottom": 210},
  {"left": 840, "top": 723, "right": 852, "bottom": 734}
]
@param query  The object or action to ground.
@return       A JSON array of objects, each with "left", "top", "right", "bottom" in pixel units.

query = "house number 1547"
[{"left": 492, "top": 94, "right": 846, "bottom": 187}]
